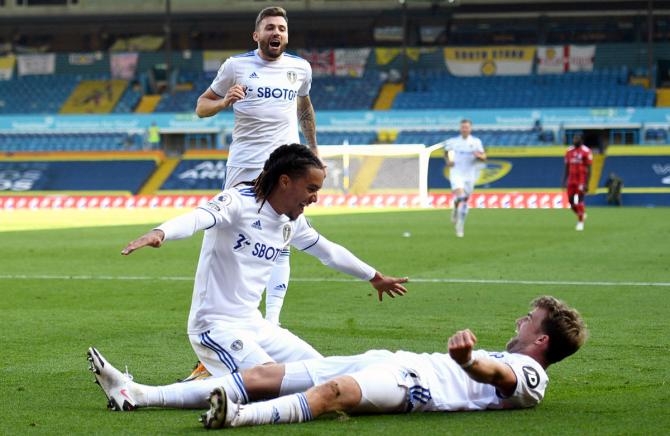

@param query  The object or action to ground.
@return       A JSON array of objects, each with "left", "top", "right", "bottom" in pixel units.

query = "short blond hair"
[
  {"left": 255, "top": 6, "right": 288, "bottom": 30},
  {"left": 533, "top": 296, "right": 588, "bottom": 364}
]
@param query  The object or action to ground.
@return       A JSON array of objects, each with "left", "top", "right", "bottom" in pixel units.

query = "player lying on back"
[
  {"left": 112, "top": 144, "right": 408, "bottom": 395},
  {"left": 87, "top": 296, "right": 586, "bottom": 429}
]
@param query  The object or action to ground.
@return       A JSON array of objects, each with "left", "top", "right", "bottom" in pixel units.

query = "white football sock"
[
  {"left": 459, "top": 202, "right": 469, "bottom": 223},
  {"left": 231, "top": 393, "right": 312, "bottom": 427},
  {"left": 265, "top": 248, "right": 291, "bottom": 325},
  {"left": 136, "top": 374, "right": 248, "bottom": 409}
]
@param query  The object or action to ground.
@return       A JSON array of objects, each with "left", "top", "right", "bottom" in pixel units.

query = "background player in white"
[
  {"left": 87, "top": 296, "right": 586, "bottom": 427},
  {"left": 196, "top": 6, "right": 317, "bottom": 334},
  {"left": 443, "top": 119, "right": 486, "bottom": 237},
  {"left": 115, "top": 145, "right": 407, "bottom": 394}
]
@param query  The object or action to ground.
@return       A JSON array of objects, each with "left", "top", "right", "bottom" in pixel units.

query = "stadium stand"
[
  {"left": 113, "top": 86, "right": 144, "bottom": 113},
  {"left": 394, "top": 68, "right": 656, "bottom": 109},
  {"left": 0, "top": 75, "right": 80, "bottom": 114},
  {"left": 151, "top": 70, "right": 383, "bottom": 112},
  {"left": 299, "top": 130, "right": 378, "bottom": 145},
  {"left": 0, "top": 132, "right": 143, "bottom": 152},
  {"left": 309, "top": 73, "right": 383, "bottom": 110},
  {"left": 60, "top": 80, "right": 128, "bottom": 114},
  {"left": 153, "top": 71, "right": 215, "bottom": 113},
  {"left": 0, "top": 44, "right": 664, "bottom": 153},
  {"left": 395, "top": 129, "right": 555, "bottom": 147}
]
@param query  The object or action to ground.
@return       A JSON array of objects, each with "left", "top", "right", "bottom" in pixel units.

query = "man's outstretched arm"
[
  {"left": 302, "top": 235, "right": 408, "bottom": 300},
  {"left": 448, "top": 329, "right": 517, "bottom": 397},
  {"left": 121, "top": 208, "right": 218, "bottom": 255},
  {"left": 122, "top": 229, "right": 166, "bottom": 255}
]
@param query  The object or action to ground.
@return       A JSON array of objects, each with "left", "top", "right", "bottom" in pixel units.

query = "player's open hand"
[
  {"left": 370, "top": 272, "right": 409, "bottom": 301},
  {"left": 224, "top": 84, "right": 246, "bottom": 107},
  {"left": 448, "top": 329, "right": 477, "bottom": 366},
  {"left": 121, "top": 229, "right": 165, "bottom": 255}
]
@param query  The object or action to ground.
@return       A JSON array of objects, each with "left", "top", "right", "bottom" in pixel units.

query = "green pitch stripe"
[{"left": 1, "top": 274, "right": 668, "bottom": 287}]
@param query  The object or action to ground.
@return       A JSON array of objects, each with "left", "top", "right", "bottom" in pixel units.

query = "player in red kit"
[{"left": 562, "top": 135, "right": 592, "bottom": 231}]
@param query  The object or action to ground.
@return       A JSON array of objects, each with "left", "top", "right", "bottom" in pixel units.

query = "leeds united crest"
[
  {"left": 231, "top": 340, "right": 243, "bottom": 351},
  {"left": 286, "top": 71, "right": 297, "bottom": 84}
]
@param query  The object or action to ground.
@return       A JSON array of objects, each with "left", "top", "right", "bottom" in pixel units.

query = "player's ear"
[
  {"left": 253, "top": 31, "right": 260, "bottom": 43},
  {"left": 535, "top": 334, "right": 549, "bottom": 347},
  {"left": 278, "top": 174, "right": 291, "bottom": 188}
]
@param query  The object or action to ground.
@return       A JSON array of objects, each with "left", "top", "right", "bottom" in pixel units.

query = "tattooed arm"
[{"left": 297, "top": 95, "right": 318, "bottom": 156}]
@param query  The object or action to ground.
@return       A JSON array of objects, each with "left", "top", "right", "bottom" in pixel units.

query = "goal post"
[{"left": 317, "top": 142, "right": 444, "bottom": 208}]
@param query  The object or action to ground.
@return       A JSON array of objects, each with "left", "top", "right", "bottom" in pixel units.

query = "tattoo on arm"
[{"left": 297, "top": 96, "right": 317, "bottom": 150}]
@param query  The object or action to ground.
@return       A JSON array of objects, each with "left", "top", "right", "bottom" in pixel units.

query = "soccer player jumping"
[
  {"left": 562, "top": 134, "right": 592, "bottom": 231},
  {"left": 196, "top": 6, "right": 318, "bottom": 330}
]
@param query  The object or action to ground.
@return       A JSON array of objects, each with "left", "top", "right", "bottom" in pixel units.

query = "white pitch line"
[{"left": 0, "top": 274, "right": 669, "bottom": 287}]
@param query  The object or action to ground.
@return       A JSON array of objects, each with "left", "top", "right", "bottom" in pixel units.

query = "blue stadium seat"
[
  {"left": 394, "top": 68, "right": 655, "bottom": 109},
  {"left": 0, "top": 132, "right": 143, "bottom": 152}
]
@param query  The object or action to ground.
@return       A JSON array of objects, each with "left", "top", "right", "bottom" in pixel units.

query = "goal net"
[{"left": 318, "top": 143, "right": 443, "bottom": 207}]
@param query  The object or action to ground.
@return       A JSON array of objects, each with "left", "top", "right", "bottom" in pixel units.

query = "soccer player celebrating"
[
  {"left": 196, "top": 6, "right": 318, "bottom": 330},
  {"left": 117, "top": 144, "right": 407, "bottom": 390},
  {"left": 443, "top": 119, "right": 486, "bottom": 237},
  {"left": 87, "top": 296, "right": 587, "bottom": 427},
  {"left": 562, "top": 134, "right": 592, "bottom": 231}
]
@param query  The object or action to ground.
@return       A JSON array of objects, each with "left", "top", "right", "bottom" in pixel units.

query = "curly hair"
[
  {"left": 532, "top": 296, "right": 588, "bottom": 364},
  {"left": 250, "top": 143, "right": 324, "bottom": 211}
]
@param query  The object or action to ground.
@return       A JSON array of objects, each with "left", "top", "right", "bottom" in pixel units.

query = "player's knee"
[
  {"left": 242, "top": 363, "right": 285, "bottom": 396},
  {"left": 312, "top": 377, "right": 360, "bottom": 411},
  {"left": 245, "top": 362, "right": 283, "bottom": 381}
]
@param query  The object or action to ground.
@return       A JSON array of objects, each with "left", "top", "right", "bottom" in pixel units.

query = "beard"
[{"left": 259, "top": 39, "right": 287, "bottom": 59}]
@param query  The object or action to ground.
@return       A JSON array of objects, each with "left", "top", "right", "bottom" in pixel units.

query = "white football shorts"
[
  {"left": 189, "top": 318, "right": 322, "bottom": 377},
  {"left": 449, "top": 171, "right": 476, "bottom": 195},
  {"left": 223, "top": 166, "right": 263, "bottom": 190},
  {"left": 295, "top": 350, "right": 426, "bottom": 414}
]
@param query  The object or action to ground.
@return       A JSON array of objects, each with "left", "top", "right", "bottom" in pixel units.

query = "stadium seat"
[
  {"left": 0, "top": 132, "right": 143, "bottom": 152},
  {"left": 393, "top": 68, "right": 656, "bottom": 110}
]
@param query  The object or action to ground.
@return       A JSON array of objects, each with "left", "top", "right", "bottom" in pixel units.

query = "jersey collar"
[{"left": 254, "top": 48, "right": 283, "bottom": 63}]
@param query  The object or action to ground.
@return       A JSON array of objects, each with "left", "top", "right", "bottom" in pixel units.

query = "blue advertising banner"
[
  {"left": 599, "top": 156, "right": 670, "bottom": 188},
  {"left": 316, "top": 107, "right": 670, "bottom": 130},
  {"left": 428, "top": 156, "right": 565, "bottom": 189},
  {"left": 0, "top": 160, "right": 155, "bottom": 193},
  {"left": 161, "top": 159, "right": 227, "bottom": 191},
  {"left": 2, "top": 107, "right": 670, "bottom": 134}
]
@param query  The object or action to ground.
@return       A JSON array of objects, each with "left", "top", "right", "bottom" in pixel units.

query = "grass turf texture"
[{"left": 1, "top": 208, "right": 669, "bottom": 435}]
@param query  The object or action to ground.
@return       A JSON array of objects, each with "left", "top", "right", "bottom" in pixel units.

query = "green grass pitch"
[{"left": 1, "top": 208, "right": 669, "bottom": 435}]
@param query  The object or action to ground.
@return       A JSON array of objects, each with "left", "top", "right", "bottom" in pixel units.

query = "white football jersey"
[
  {"left": 443, "top": 135, "right": 485, "bottom": 180},
  {"left": 168, "top": 187, "right": 320, "bottom": 334},
  {"left": 393, "top": 349, "right": 548, "bottom": 411},
  {"left": 210, "top": 49, "right": 312, "bottom": 168}
]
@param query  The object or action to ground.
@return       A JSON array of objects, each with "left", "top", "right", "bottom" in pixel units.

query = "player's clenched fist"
[
  {"left": 448, "top": 329, "right": 477, "bottom": 366},
  {"left": 224, "top": 84, "right": 246, "bottom": 107},
  {"left": 121, "top": 229, "right": 165, "bottom": 255}
]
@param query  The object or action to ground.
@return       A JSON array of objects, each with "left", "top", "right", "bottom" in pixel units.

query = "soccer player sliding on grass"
[
  {"left": 114, "top": 144, "right": 407, "bottom": 399},
  {"left": 88, "top": 296, "right": 586, "bottom": 428}
]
